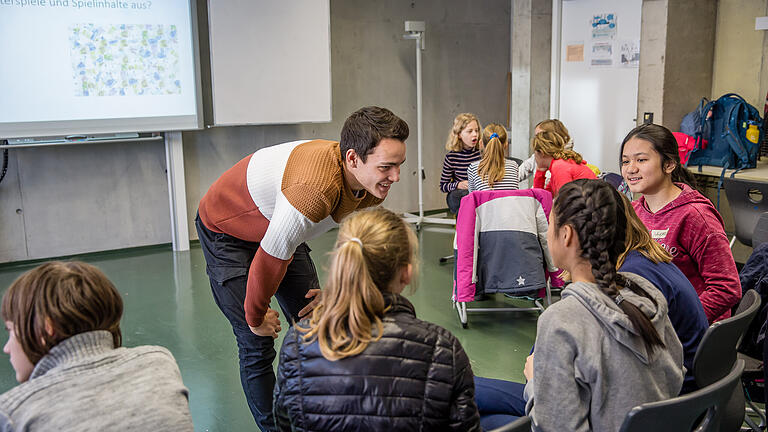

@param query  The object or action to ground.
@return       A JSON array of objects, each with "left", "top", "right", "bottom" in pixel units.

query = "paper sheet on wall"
[
  {"left": 591, "top": 13, "right": 617, "bottom": 40},
  {"left": 619, "top": 39, "right": 640, "bottom": 68},
  {"left": 566, "top": 43, "right": 584, "bottom": 62},
  {"left": 590, "top": 41, "right": 613, "bottom": 67}
]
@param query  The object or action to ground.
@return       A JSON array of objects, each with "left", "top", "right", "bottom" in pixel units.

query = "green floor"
[{"left": 0, "top": 226, "right": 540, "bottom": 431}]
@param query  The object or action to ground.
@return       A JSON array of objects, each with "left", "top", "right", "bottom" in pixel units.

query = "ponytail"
[
  {"left": 297, "top": 207, "right": 417, "bottom": 361},
  {"left": 479, "top": 124, "right": 508, "bottom": 188},
  {"left": 555, "top": 179, "right": 665, "bottom": 354},
  {"left": 301, "top": 239, "right": 385, "bottom": 361},
  {"left": 533, "top": 130, "right": 584, "bottom": 164},
  {"left": 671, "top": 164, "right": 698, "bottom": 190}
]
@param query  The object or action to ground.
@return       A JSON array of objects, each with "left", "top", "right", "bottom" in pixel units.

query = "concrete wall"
[
  {"left": 637, "top": 0, "right": 717, "bottom": 130},
  {"left": 637, "top": 0, "right": 668, "bottom": 127},
  {"left": 0, "top": 141, "right": 172, "bottom": 263},
  {"left": 509, "top": 0, "right": 552, "bottom": 162},
  {"left": 711, "top": 0, "right": 768, "bottom": 108},
  {"left": 0, "top": 0, "right": 511, "bottom": 262},
  {"left": 663, "top": 0, "right": 718, "bottom": 130}
]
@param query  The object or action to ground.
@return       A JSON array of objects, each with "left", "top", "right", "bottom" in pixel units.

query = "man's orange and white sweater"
[{"left": 198, "top": 140, "right": 382, "bottom": 327}]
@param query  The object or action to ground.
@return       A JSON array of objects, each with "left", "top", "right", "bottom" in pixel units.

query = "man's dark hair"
[{"left": 340, "top": 107, "right": 409, "bottom": 162}]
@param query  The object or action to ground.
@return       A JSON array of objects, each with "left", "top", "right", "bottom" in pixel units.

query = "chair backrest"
[
  {"left": 489, "top": 415, "right": 532, "bottom": 432},
  {"left": 454, "top": 189, "right": 554, "bottom": 301},
  {"left": 753, "top": 211, "right": 768, "bottom": 248},
  {"left": 723, "top": 178, "right": 768, "bottom": 247},
  {"left": 619, "top": 360, "right": 745, "bottom": 432},
  {"left": 693, "top": 289, "right": 761, "bottom": 388}
]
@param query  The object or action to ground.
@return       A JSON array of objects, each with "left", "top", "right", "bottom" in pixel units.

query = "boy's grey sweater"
[
  {"left": 524, "top": 272, "right": 685, "bottom": 432},
  {"left": 0, "top": 331, "right": 193, "bottom": 431}
]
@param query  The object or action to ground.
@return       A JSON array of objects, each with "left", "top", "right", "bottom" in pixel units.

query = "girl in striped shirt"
[
  {"left": 440, "top": 113, "right": 482, "bottom": 214},
  {"left": 468, "top": 123, "right": 519, "bottom": 192}
]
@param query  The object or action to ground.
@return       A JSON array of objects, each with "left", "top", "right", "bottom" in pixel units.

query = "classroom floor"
[{"left": 0, "top": 226, "right": 540, "bottom": 431}]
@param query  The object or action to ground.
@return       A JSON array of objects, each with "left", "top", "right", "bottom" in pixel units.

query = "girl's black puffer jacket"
[{"left": 274, "top": 293, "right": 480, "bottom": 431}]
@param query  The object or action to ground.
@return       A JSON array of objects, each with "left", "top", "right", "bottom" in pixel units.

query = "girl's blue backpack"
[{"left": 687, "top": 93, "right": 763, "bottom": 172}]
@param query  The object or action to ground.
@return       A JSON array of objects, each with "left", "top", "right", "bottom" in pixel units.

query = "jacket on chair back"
[{"left": 273, "top": 293, "right": 480, "bottom": 432}]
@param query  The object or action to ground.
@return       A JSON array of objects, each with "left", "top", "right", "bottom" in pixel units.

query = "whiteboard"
[
  {"left": 556, "top": 0, "right": 641, "bottom": 173},
  {"left": 0, "top": 0, "right": 202, "bottom": 139},
  {"left": 208, "top": 0, "right": 332, "bottom": 125}
]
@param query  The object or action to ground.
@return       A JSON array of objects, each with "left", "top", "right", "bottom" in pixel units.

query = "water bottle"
[{"left": 746, "top": 121, "right": 759, "bottom": 144}]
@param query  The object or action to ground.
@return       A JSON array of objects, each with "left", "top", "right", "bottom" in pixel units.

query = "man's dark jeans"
[{"left": 196, "top": 215, "right": 318, "bottom": 432}]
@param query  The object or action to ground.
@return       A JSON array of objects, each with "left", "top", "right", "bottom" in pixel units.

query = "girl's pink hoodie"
[{"left": 633, "top": 183, "right": 742, "bottom": 323}]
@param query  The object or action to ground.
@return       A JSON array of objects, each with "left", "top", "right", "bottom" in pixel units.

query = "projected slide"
[
  {"left": 71, "top": 23, "right": 182, "bottom": 97},
  {"left": 0, "top": 0, "right": 200, "bottom": 138}
]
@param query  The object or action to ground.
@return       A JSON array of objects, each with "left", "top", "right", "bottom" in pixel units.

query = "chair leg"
[
  {"left": 455, "top": 301, "right": 468, "bottom": 328},
  {"left": 744, "top": 396, "right": 766, "bottom": 431},
  {"left": 730, "top": 235, "right": 737, "bottom": 249},
  {"left": 546, "top": 281, "right": 552, "bottom": 307}
]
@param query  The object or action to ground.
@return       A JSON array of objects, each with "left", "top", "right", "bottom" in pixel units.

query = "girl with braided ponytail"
[
  {"left": 467, "top": 123, "right": 519, "bottom": 191},
  {"left": 621, "top": 123, "right": 741, "bottom": 323},
  {"left": 517, "top": 179, "right": 684, "bottom": 431},
  {"left": 532, "top": 128, "right": 596, "bottom": 196},
  {"left": 274, "top": 207, "right": 480, "bottom": 432}
]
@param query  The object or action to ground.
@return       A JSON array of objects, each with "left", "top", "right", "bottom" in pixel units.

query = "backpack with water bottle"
[{"left": 685, "top": 93, "right": 763, "bottom": 172}]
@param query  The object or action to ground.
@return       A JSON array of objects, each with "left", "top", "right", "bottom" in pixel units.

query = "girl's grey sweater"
[{"left": 0, "top": 331, "right": 193, "bottom": 431}]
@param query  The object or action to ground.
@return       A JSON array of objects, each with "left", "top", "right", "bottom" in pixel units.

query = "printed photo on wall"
[
  {"left": 619, "top": 39, "right": 640, "bottom": 68},
  {"left": 590, "top": 41, "right": 613, "bottom": 67}
]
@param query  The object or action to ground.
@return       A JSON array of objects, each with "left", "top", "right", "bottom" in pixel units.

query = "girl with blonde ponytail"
[
  {"left": 467, "top": 124, "right": 519, "bottom": 191},
  {"left": 274, "top": 207, "right": 480, "bottom": 432}
]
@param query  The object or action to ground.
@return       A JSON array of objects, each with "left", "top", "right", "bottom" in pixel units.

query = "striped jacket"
[
  {"left": 440, "top": 149, "right": 481, "bottom": 192},
  {"left": 453, "top": 189, "right": 558, "bottom": 302}
]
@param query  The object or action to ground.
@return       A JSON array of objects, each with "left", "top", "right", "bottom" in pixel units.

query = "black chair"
[
  {"left": 693, "top": 289, "right": 761, "bottom": 432},
  {"left": 489, "top": 415, "right": 531, "bottom": 432},
  {"left": 619, "top": 360, "right": 745, "bottom": 432},
  {"left": 723, "top": 178, "right": 768, "bottom": 247},
  {"left": 753, "top": 212, "right": 768, "bottom": 248}
]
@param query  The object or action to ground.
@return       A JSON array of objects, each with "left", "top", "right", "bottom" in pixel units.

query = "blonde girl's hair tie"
[{"left": 348, "top": 237, "right": 363, "bottom": 247}]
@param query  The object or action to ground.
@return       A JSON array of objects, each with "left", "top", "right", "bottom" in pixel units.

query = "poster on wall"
[
  {"left": 590, "top": 41, "right": 613, "bottom": 67},
  {"left": 591, "top": 13, "right": 617, "bottom": 40},
  {"left": 619, "top": 39, "right": 640, "bottom": 67}
]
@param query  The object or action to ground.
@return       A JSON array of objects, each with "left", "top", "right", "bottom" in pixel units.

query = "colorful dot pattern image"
[{"left": 70, "top": 24, "right": 181, "bottom": 97}]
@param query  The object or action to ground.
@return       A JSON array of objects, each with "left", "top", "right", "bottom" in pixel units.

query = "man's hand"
[
  {"left": 298, "top": 289, "right": 322, "bottom": 319},
  {"left": 249, "top": 308, "right": 281, "bottom": 338},
  {"left": 457, "top": 180, "right": 469, "bottom": 190},
  {"left": 523, "top": 353, "right": 534, "bottom": 381}
]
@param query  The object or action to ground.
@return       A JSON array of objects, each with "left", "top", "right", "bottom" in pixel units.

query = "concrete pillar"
[
  {"left": 664, "top": 0, "right": 717, "bottom": 129},
  {"left": 637, "top": 0, "right": 716, "bottom": 129},
  {"left": 509, "top": 0, "right": 552, "bottom": 161}
]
